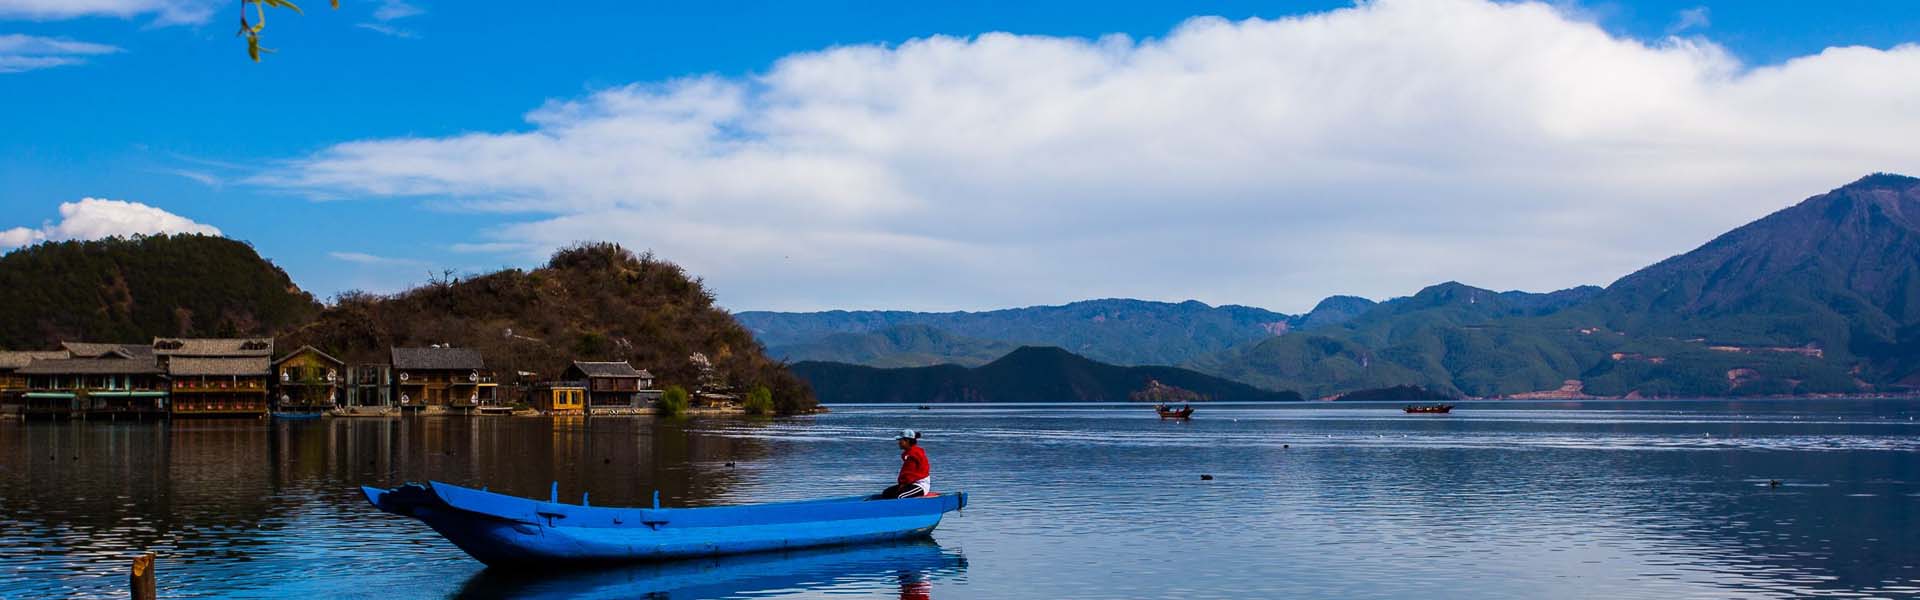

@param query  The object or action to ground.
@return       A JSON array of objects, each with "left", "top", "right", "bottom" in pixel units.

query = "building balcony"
[{"left": 173, "top": 381, "right": 267, "bottom": 392}]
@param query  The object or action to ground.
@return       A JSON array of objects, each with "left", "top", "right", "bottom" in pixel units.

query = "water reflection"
[
  {"left": 0, "top": 416, "right": 772, "bottom": 598},
  {"left": 452, "top": 540, "right": 967, "bottom": 600},
  {"left": 4, "top": 401, "right": 1919, "bottom": 599}
]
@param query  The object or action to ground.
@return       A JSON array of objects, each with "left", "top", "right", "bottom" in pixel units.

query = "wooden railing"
[{"left": 172, "top": 380, "right": 267, "bottom": 392}]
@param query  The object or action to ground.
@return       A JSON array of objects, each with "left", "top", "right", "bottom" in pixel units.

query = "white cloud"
[
  {"left": 0, "top": 0, "right": 219, "bottom": 25},
  {"left": 161, "top": 168, "right": 222, "bottom": 187},
  {"left": 0, "top": 198, "right": 221, "bottom": 249},
  {"left": 328, "top": 251, "right": 425, "bottom": 266},
  {"left": 0, "top": 34, "right": 120, "bottom": 73},
  {"left": 371, "top": 0, "right": 421, "bottom": 21},
  {"left": 1666, "top": 7, "right": 1710, "bottom": 35},
  {"left": 355, "top": 23, "right": 417, "bottom": 39},
  {"left": 357, "top": 0, "right": 421, "bottom": 37},
  {"left": 261, "top": 0, "right": 1920, "bottom": 312}
]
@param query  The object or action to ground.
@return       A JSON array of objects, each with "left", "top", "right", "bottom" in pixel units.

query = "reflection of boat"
[
  {"left": 363, "top": 481, "right": 968, "bottom": 567},
  {"left": 450, "top": 539, "right": 966, "bottom": 599},
  {"left": 1403, "top": 404, "right": 1454, "bottom": 414},
  {"left": 1156, "top": 405, "right": 1194, "bottom": 419}
]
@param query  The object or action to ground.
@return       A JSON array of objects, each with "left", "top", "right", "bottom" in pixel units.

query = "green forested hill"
[
  {"left": 739, "top": 299, "right": 1293, "bottom": 366},
  {"left": 792, "top": 346, "right": 1301, "bottom": 404},
  {"left": 281, "top": 243, "right": 817, "bottom": 413},
  {"left": 1190, "top": 174, "right": 1920, "bottom": 397},
  {"left": 0, "top": 235, "right": 320, "bottom": 347},
  {"left": 767, "top": 324, "right": 1017, "bottom": 367},
  {"left": 1183, "top": 283, "right": 1616, "bottom": 397}
]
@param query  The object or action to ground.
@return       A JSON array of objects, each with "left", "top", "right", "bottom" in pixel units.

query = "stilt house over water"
[
  {"left": 391, "top": 346, "right": 496, "bottom": 414},
  {"left": 156, "top": 338, "right": 273, "bottom": 417}
]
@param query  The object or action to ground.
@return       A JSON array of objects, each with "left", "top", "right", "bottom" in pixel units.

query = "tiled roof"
[
  {"left": 168, "top": 357, "right": 271, "bottom": 376},
  {"left": 0, "top": 350, "right": 69, "bottom": 370},
  {"left": 570, "top": 361, "right": 644, "bottom": 378},
  {"left": 151, "top": 338, "right": 274, "bottom": 357},
  {"left": 391, "top": 347, "right": 484, "bottom": 370},
  {"left": 61, "top": 342, "right": 154, "bottom": 360},
  {"left": 273, "top": 345, "right": 343, "bottom": 367},
  {"left": 17, "top": 358, "right": 163, "bottom": 375}
]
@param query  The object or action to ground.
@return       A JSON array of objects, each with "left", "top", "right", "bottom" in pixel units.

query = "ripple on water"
[{"left": 3, "top": 401, "right": 1919, "bottom": 599}]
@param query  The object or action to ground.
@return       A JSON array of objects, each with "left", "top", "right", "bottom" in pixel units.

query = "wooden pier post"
[{"left": 130, "top": 552, "right": 156, "bottom": 600}]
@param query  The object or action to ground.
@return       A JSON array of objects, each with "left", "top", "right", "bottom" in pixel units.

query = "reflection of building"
[
  {"left": 158, "top": 338, "right": 273, "bottom": 417},
  {"left": 391, "top": 347, "right": 495, "bottom": 414},
  {"left": 16, "top": 356, "right": 168, "bottom": 418},
  {"left": 565, "top": 361, "right": 654, "bottom": 413},
  {"left": 272, "top": 345, "right": 343, "bottom": 415}
]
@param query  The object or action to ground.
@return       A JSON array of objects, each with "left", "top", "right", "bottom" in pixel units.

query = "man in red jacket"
[{"left": 878, "top": 429, "right": 931, "bottom": 499}]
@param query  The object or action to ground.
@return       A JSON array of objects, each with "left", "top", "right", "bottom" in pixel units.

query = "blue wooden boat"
[{"left": 362, "top": 481, "right": 967, "bottom": 567}]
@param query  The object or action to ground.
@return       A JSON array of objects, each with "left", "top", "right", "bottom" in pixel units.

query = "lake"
[{"left": 3, "top": 400, "right": 1919, "bottom": 599}]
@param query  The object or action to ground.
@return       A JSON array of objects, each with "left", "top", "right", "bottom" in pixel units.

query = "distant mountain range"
[
  {"left": 755, "top": 174, "right": 1920, "bottom": 399},
  {"left": 793, "top": 346, "right": 1302, "bottom": 404},
  {"left": 741, "top": 296, "right": 1373, "bottom": 367}
]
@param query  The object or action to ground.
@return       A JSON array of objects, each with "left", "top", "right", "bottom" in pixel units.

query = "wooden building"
[
  {"left": 273, "top": 346, "right": 344, "bottom": 415},
  {"left": 16, "top": 357, "right": 168, "bottom": 419},
  {"left": 529, "top": 382, "right": 586, "bottom": 415},
  {"left": 391, "top": 347, "right": 496, "bottom": 414},
  {"left": 0, "top": 350, "right": 69, "bottom": 415},
  {"left": 565, "top": 361, "right": 653, "bottom": 413},
  {"left": 343, "top": 364, "right": 392, "bottom": 408},
  {"left": 158, "top": 338, "right": 274, "bottom": 417}
]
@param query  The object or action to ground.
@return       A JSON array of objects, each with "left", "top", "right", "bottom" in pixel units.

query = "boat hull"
[{"left": 363, "top": 481, "right": 966, "bottom": 567}]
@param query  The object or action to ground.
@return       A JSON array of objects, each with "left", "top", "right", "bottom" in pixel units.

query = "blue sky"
[{"left": 3, "top": 0, "right": 1919, "bottom": 312}]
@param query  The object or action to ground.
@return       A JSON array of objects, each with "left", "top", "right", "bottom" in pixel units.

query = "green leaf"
[{"left": 261, "top": 0, "right": 303, "bottom": 14}]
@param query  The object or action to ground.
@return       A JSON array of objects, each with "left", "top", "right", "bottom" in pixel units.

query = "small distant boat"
[
  {"left": 271, "top": 411, "right": 325, "bottom": 420},
  {"left": 1403, "top": 404, "right": 1454, "bottom": 414},
  {"left": 363, "top": 481, "right": 967, "bottom": 567},
  {"left": 917, "top": 405, "right": 932, "bottom": 410},
  {"left": 476, "top": 406, "right": 514, "bottom": 416},
  {"left": 1156, "top": 405, "right": 1194, "bottom": 419}
]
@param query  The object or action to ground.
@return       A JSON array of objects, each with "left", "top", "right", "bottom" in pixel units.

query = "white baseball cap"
[{"left": 895, "top": 429, "right": 920, "bottom": 441}]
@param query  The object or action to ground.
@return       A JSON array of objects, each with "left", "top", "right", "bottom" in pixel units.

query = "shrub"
[
  {"left": 657, "top": 385, "right": 689, "bottom": 418},
  {"left": 743, "top": 386, "right": 774, "bottom": 416}
]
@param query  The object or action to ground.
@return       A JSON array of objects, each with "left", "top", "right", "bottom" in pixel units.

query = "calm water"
[{"left": 3, "top": 400, "right": 1920, "bottom": 599}]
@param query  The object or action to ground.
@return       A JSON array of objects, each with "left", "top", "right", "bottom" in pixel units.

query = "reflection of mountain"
[{"left": 451, "top": 540, "right": 966, "bottom": 599}]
